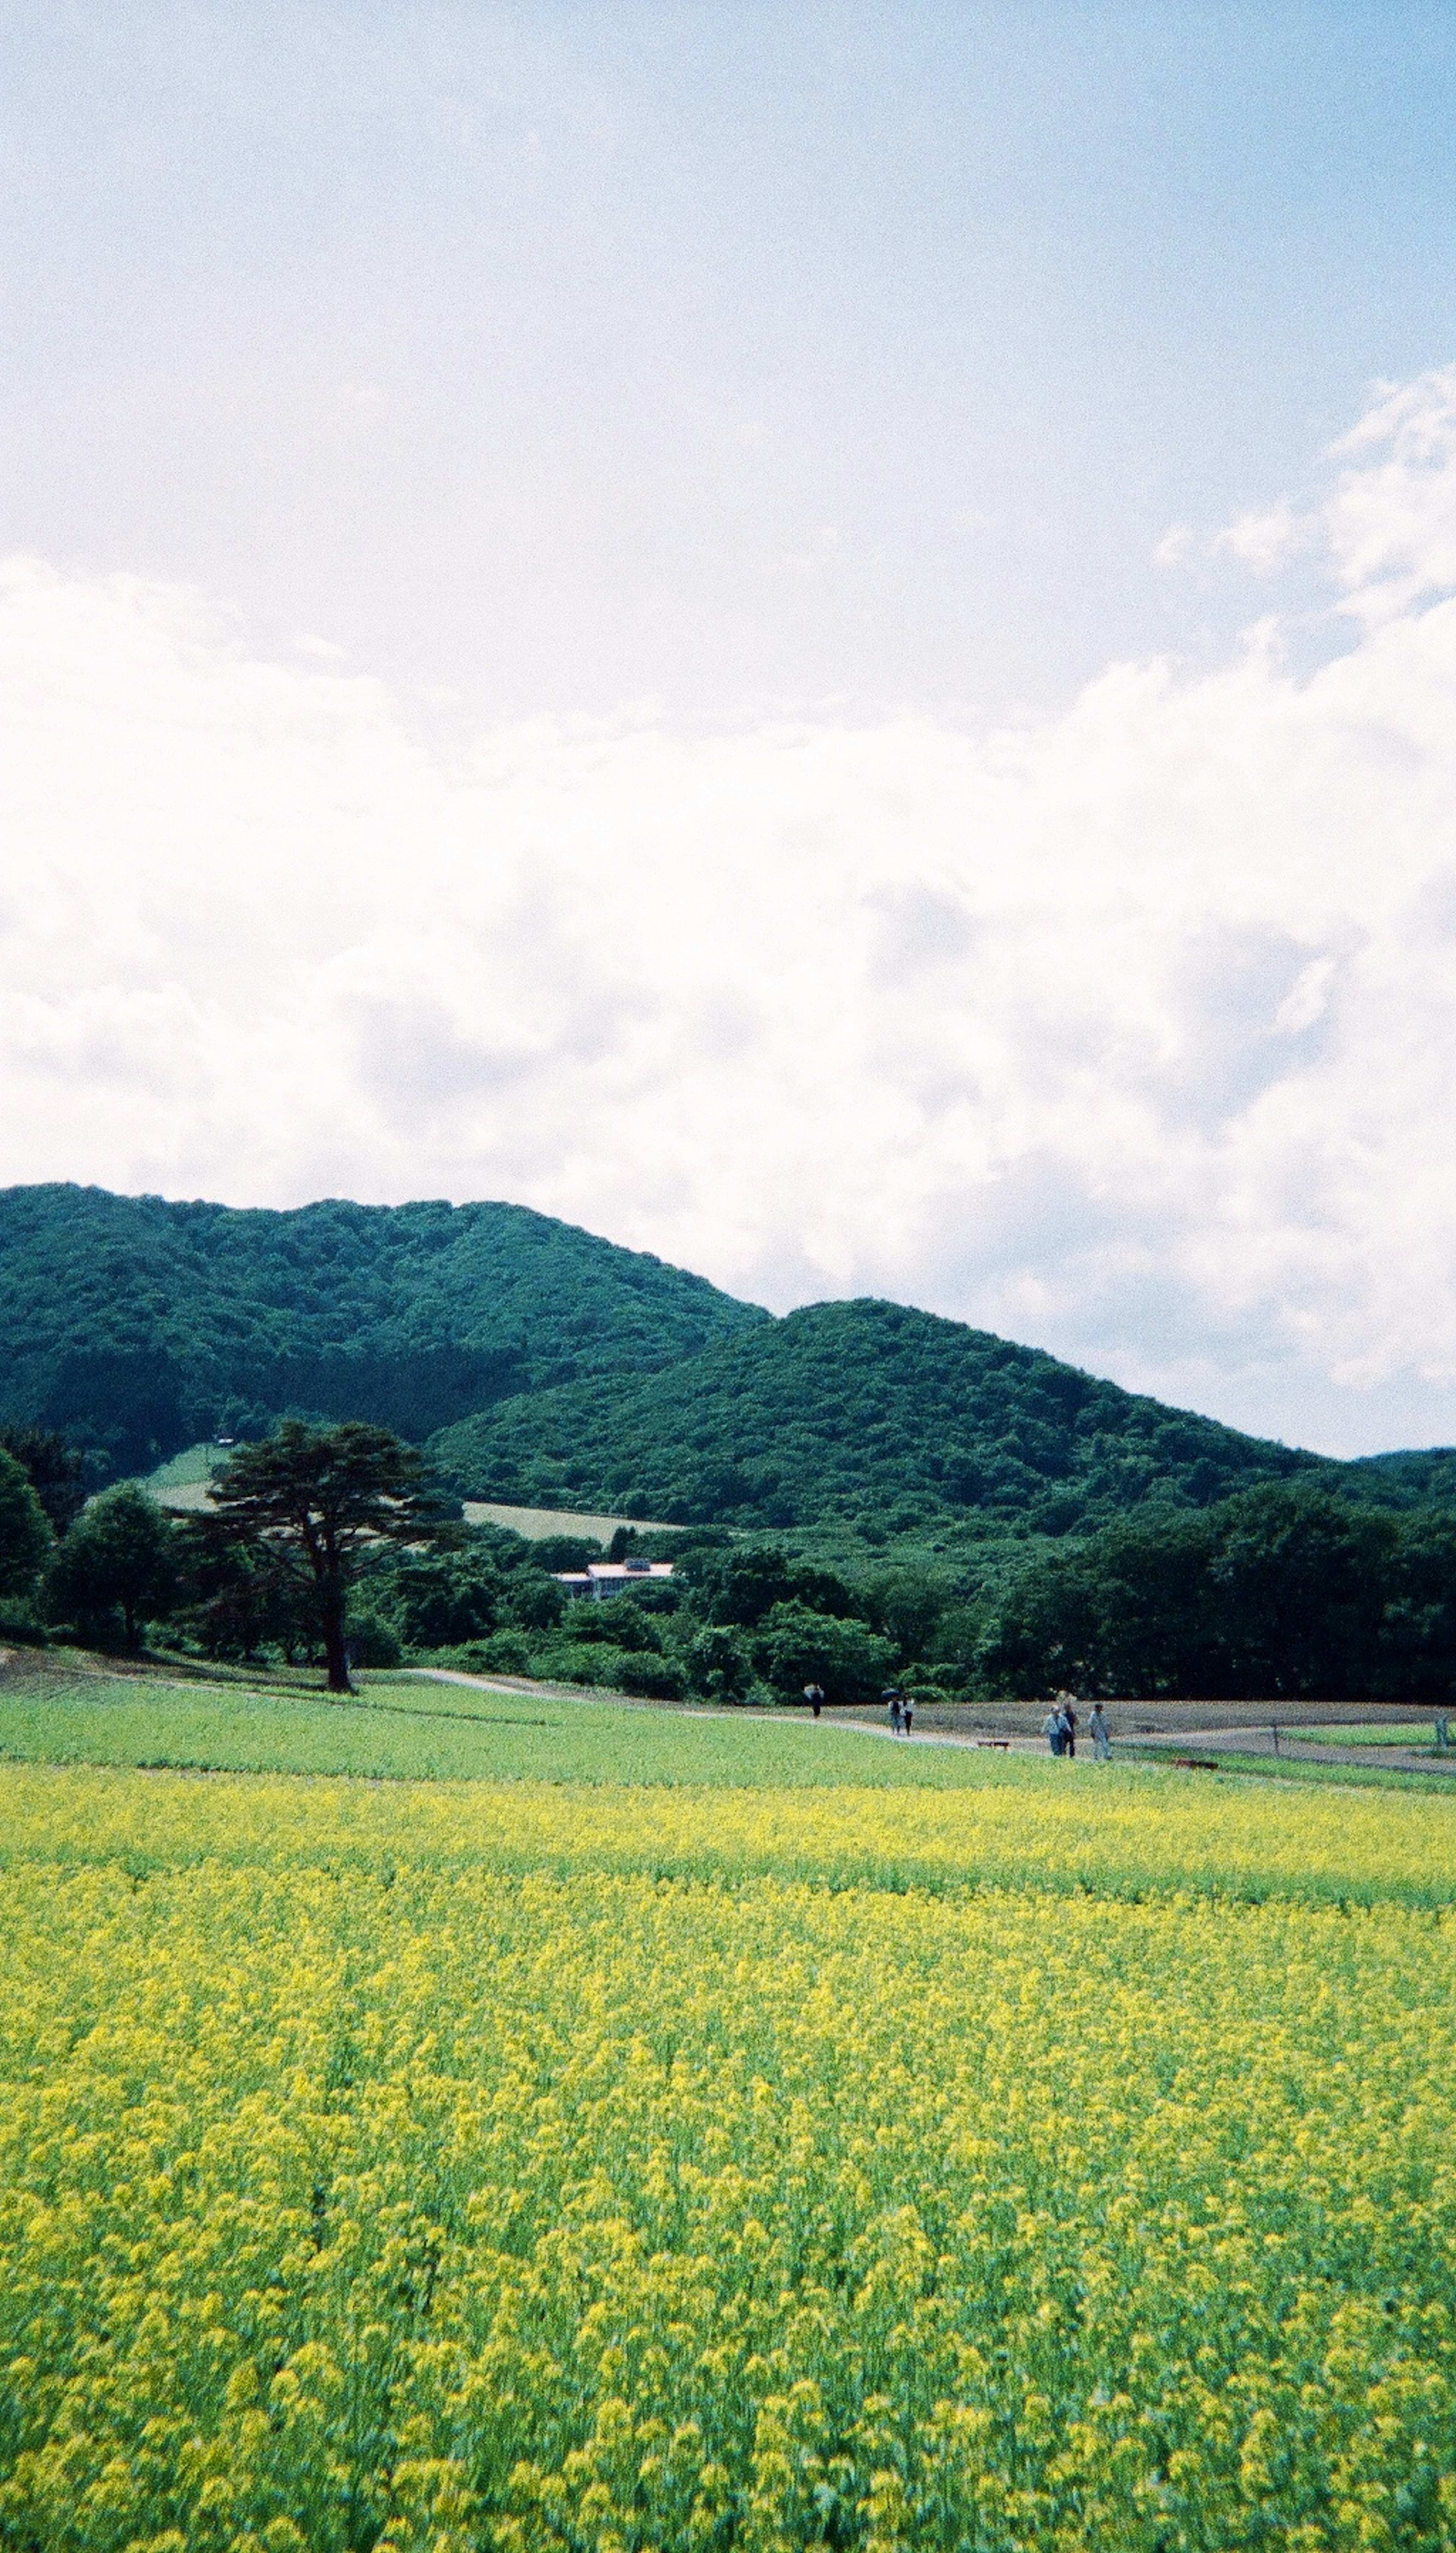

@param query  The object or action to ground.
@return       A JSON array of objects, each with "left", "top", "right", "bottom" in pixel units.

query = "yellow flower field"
[{"left": 1, "top": 1763, "right": 1454, "bottom": 2550}]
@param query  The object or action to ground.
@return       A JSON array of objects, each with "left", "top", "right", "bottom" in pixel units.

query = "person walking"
[
  {"left": 902, "top": 1692, "right": 915, "bottom": 1737},
  {"left": 1059, "top": 1700, "right": 1078, "bottom": 1758},
  {"left": 803, "top": 1681, "right": 825, "bottom": 1719},
  {"left": 1090, "top": 1701, "right": 1110, "bottom": 1761},
  {"left": 885, "top": 1687, "right": 904, "bottom": 1734},
  {"left": 1042, "top": 1705, "right": 1065, "bottom": 1756}
]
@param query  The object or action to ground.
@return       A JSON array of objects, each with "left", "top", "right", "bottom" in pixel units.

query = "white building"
[{"left": 553, "top": 1559, "right": 675, "bottom": 1601}]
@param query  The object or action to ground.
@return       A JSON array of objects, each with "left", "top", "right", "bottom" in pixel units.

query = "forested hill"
[
  {"left": 0, "top": 1183, "right": 766, "bottom": 1475},
  {"left": 430, "top": 1295, "right": 1334, "bottom": 1535}
]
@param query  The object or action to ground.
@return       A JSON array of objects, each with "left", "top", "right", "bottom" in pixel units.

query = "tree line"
[{"left": 5, "top": 1423, "right": 1456, "bottom": 1704}]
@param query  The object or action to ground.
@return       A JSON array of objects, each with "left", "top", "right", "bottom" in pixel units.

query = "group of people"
[
  {"left": 802, "top": 1681, "right": 918, "bottom": 1734},
  {"left": 1042, "top": 1694, "right": 1111, "bottom": 1759}
]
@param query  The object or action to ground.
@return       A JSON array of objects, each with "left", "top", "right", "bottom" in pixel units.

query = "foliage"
[
  {"left": 0, "top": 1181, "right": 763, "bottom": 1475},
  {"left": 370, "top": 1549, "right": 509, "bottom": 1651},
  {"left": 342, "top": 1606, "right": 403, "bottom": 1669},
  {"left": 43, "top": 1483, "right": 176, "bottom": 1649},
  {"left": 209, "top": 1421, "right": 455, "bottom": 1692},
  {"left": 433, "top": 1296, "right": 1334, "bottom": 1533},
  {"left": 0, "top": 1450, "right": 51, "bottom": 1604},
  {"left": 0, "top": 1426, "right": 88, "bottom": 1532},
  {"left": 170, "top": 1514, "right": 315, "bottom": 1663},
  {"left": 970, "top": 1483, "right": 1456, "bottom": 1700},
  {"left": 681, "top": 1621, "right": 756, "bottom": 1703},
  {"left": 752, "top": 1598, "right": 897, "bottom": 1704},
  {"left": 1, "top": 1763, "right": 1456, "bottom": 2548},
  {"left": 529, "top": 1532, "right": 603, "bottom": 1572}
]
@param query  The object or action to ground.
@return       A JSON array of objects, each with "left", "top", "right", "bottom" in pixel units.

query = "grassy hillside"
[
  {"left": 0, "top": 1183, "right": 764, "bottom": 1474},
  {"left": 432, "top": 1294, "right": 1329, "bottom": 1533}
]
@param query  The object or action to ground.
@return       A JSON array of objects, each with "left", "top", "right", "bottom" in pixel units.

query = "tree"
[
  {"left": 706, "top": 1545, "right": 796, "bottom": 1628},
  {"left": 1377, "top": 1510, "right": 1456, "bottom": 1699},
  {"left": 0, "top": 1448, "right": 52, "bottom": 1603},
  {"left": 753, "top": 1602, "right": 896, "bottom": 1706},
  {"left": 0, "top": 1428, "right": 87, "bottom": 1533},
  {"left": 46, "top": 1485, "right": 177, "bottom": 1651},
  {"left": 1207, "top": 1485, "right": 1396, "bottom": 1698},
  {"left": 208, "top": 1420, "right": 455, "bottom": 1693},
  {"left": 371, "top": 1550, "right": 506, "bottom": 1652},
  {"left": 972, "top": 1546, "right": 1100, "bottom": 1699},
  {"left": 683, "top": 1623, "right": 755, "bottom": 1703},
  {"left": 171, "top": 1513, "right": 314, "bottom": 1663}
]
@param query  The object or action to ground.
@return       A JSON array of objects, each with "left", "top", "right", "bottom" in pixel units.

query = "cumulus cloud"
[
  {"left": 1327, "top": 366, "right": 1456, "bottom": 619},
  {"left": 1211, "top": 500, "right": 1318, "bottom": 573},
  {"left": 6, "top": 372, "right": 1456, "bottom": 1454}
]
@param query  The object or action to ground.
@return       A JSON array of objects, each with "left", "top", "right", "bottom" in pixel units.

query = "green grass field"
[
  {"left": 0, "top": 1664, "right": 996, "bottom": 1788},
  {"left": 1283, "top": 1717, "right": 1450, "bottom": 1747},
  {"left": 5, "top": 1655, "right": 1456, "bottom": 1797},
  {"left": 0, "top": 1656, "right": 1057, "bottom": 1792}
]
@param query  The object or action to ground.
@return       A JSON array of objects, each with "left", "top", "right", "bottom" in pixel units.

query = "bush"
[
  {"left": 476, "top": 1630, "right": 537, "bottom": 1675},
  {"left": 560, "top": 1598, "right": 661, "bottom": 1653},
  {"left": 682, "top": 1623, "right": 755, "bottom": 1703},
  {"left": 540, "top": 1643, "right": 641, "bottom": 1693},
  {"left": 346, "top": 1609, "right": 403, "bottom": 1669},
  {"left": 616, "top": 1654, "right": 687, "bottom": 1701}
]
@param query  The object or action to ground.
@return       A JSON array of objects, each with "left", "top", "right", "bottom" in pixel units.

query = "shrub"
[
  {"left": 616, "top": 1654, "right": 687, "bottom": 1701},
  {"left": 682, "top": 1623, "right": 756, "bottom": 1703},
  {"left": 346, "top": 1608, "right": 403, "bottom": 1669}
]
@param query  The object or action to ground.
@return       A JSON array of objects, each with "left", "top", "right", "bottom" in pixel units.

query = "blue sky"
[
  {"left": 6, "top": 5, "right": 1456, "bottom": 1455},
  {"left": 7, "top": 3, "right": 1456, "bottom": 717}
]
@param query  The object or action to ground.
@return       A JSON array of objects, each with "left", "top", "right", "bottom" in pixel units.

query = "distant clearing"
[
  {"left": 135, "top": 1447, "right": 677, "bottom": 1540},
  {"left": 461, "top": 1498, "right": 681, "bottom": 1539}
]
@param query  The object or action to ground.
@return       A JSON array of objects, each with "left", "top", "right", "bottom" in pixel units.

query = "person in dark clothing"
[
  {"left": 803, "top": 1681, "right": 825, "bottom": 1719},
  {"left": 884, "top": 1687, "right": 904, "bottom": 1734},
  {"left": 901, "top": 1692, "right": 915, "bottom": 1736},
  {"left": 1059, "top": 1701, "right": 1078, "bottom": 1758}
]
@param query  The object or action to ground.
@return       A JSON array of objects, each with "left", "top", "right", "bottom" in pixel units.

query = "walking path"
[
  {"left": 414, "top": 1670, "right": 1051, "bottom": 1755},
  {"left": 412, "top": 1674, "right": 1456, "bottom": 1775}
]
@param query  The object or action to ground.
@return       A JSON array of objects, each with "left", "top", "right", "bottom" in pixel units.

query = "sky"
[{"left": 4, "top": 3, "right": 1456, "bottom": 1455}]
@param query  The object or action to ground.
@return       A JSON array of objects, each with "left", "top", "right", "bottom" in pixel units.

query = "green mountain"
[
  {"left": 430, "top": 1295, "right": 1332, "bottom": 1535},
  {"left": 0, "top": 1183, "right": 766, "bottom": 1476},
  {"left": 6, "top": 1183, "right": 1445, "bottom": 1538}
]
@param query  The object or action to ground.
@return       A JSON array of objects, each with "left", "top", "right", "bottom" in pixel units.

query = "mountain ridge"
[
  {"left": 0, "top": 1181, "right": 1448, "bottom": 1533},
  {"left": 0, "top": 1182, "right": 765, "bottom": 1474},
  {"left": 429, "top": 1293, "right": 1337, "bottom": 1537}
]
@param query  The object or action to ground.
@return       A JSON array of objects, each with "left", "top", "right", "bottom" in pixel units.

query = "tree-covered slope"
[
  {"left": 0, "top": 1185, "right": 766, "bottom": 1474},
  {"left": 430, "top": 1295, "right": 1330, "bottom": 1533}
]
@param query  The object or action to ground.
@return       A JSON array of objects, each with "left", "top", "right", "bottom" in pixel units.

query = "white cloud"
[
  {"left": 7, "top": 375, "right": 1456, "bottom": 1455},
  {"left": 1211, "top": 500, "right": 1316, "bottom": 573},
  {"left": 1327, "top": 366, "right": 1456, "bottom": 619},
  {"left": 1199, "top": 365, "right": 1456, "bottom": 614},
  {"left": 1152, "top": 523, "right": 1194, "bottom": 569}
]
